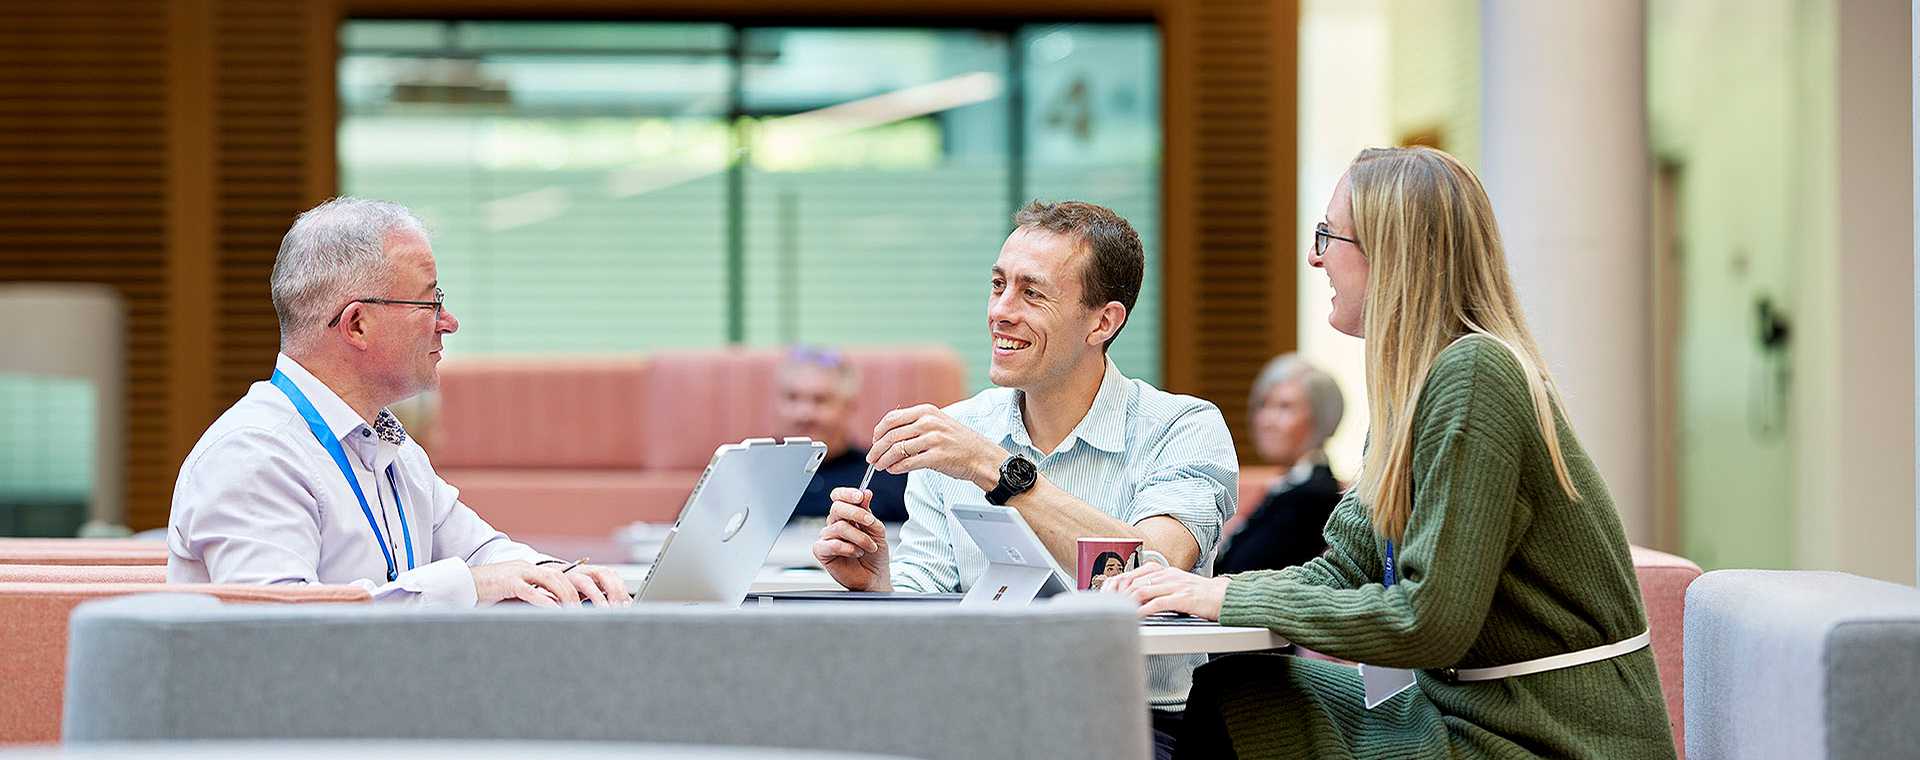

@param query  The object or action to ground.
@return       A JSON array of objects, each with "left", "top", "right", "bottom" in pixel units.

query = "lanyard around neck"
[
  {"left": 1384, "top": 540, "right": 1398, "bottom": 588},
  {"left": 270, "top": 370, "right": 417, "bottom": 582}
]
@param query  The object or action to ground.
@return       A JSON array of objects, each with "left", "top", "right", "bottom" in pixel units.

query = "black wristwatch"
[{"left": 984, "top": 454, "right": 1038, "bottom": 505}]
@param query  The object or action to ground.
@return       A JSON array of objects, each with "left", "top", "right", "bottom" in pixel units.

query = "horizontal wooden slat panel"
[
  {"left": 213, "top": 0, "right": 312, "bottom": 413},
  {"left": 0, "top": 1, "right": 177, "bottom": 530}
]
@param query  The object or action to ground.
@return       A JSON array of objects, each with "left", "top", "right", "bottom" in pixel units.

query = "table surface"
[
  {"left": 0, "top": 742, "right": 911, "bottom": 760},
  {"left": 1139, "top": 623, "right": 1288, "bottom": 655},
  {"left": 539, "top": 526, "right": 1288, "bottom": 656}
]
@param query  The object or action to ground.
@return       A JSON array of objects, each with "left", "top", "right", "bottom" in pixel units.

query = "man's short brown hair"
[{"left": 1010, "top": 200, "right": 1145, "bottom": 349}]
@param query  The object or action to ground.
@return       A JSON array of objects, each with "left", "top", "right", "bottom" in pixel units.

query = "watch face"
[{"left": 1003, "top": 455, "right": 1038, "bottom": 489}]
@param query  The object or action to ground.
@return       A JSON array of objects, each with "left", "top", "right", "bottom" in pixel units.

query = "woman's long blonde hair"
[{"left": 1346, "top": 146, "right": 1579, "bottom": 541}]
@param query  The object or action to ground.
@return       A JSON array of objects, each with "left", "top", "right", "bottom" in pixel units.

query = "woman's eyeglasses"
[
  {"left": 1313, "top": 223, "right": 1361, "bottom": 257},
  {"left": 327, "top": 287, "right": 445, "bottom": 327}
]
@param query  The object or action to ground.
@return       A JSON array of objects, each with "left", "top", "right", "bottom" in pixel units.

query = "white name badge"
[{"left": 1359, "top": 663, "right": 1416, "bottom": 709}]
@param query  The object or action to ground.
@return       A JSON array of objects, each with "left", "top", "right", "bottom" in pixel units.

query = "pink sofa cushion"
[
  {"left": 0, "top": 582, "right": 370, "bottom": 744},
  {"left": 0, "top": 539, "right": 167, "bottom": 566},
  {"left": 443, "top": 468, "right": 702, "bottom": 536},
  {"left": 0, "top": 564, "right": 164, "bottom": 583},
  {"left": 1630, "top": 544, "right": 1701, "bottom": 757},
  {"left": 432, "top": 356, "right": 651, "bottom": 469},
  {"left": 637, "top": 349, "right": 784, "bottom": 470},
  {"left": 640, "top": 347, "right": 969, "bottom": 471},
  {"left": 841, "top": 347, "right": 971, "bottom": 449}
]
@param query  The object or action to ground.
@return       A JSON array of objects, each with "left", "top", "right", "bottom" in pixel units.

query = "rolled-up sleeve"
[{"left": 1124, "top": 405, "right": 1239, "bottom": 569}]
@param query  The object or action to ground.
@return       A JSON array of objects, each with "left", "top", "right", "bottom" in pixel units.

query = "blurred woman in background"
[{"left": 1213, "top": 354, "right": 1345, "bottom": 574}]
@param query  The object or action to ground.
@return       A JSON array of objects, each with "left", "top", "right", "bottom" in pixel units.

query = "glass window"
[
  {"left": 1019, "top": 24, "right": 1162, "bottom": 384},
  {"left": 339, "top": 20, "right": 1159, "bottom": 388},
  {"left": 340, "top": 22, "right": 734, "bottom": 352},
  {"left": 739, "top": 28, "right": 1013, "bottom": 388},
  {"left": 0, "top": 375, "right": 93, "bottom": 506}
]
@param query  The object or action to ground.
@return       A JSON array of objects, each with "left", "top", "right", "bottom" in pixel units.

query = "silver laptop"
[{"left": 636, "top": 437, "right": 826, "bottom": 605}]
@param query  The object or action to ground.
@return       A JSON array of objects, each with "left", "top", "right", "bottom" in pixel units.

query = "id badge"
[{"left": 1359, "top": 663, "right": 1416, "bottom": 709}]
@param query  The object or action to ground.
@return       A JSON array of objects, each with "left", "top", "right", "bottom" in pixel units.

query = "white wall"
[
  {"left": 1648, "top": 0, "right": 1912, "bottom": 580},
  {"left": 1648, "top": 0, "right": 1810, "bottom": 571},
  {"left": 1388, "top": 0, "right": 1480, "bottom": 165},
  {"left": 1823, "top": 0, "right": 1914, "bottom": 583},
  {"left": 1362, "top": 0, "right": 1917, "bottom": 578},
  {"left": 1296, "top": 0, "right": 1392, "bottom": 481}
]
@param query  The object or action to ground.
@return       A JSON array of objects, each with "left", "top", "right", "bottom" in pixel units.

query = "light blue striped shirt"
[{"left": 890, "top": 356, "right": 1239, "bottom": 708}]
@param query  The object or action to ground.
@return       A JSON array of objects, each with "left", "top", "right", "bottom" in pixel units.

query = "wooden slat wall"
[
  {"left": 1163, "top": 0, "right": 1300, "bottom": 459},
  {"left": 214, "top": 0, "right": 315, "bottom": 405},
  {"left": 0, "top": 0, "right": 1297, "bottom": 530},
  {"left": 0, "top": 3, "right": 172, "bottom": 528},
  {"left": 0, "top": 1, "right": 320, "bottom": 529}
]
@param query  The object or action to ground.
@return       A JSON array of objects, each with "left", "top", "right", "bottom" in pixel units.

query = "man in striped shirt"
[{"left": 811, "top": 200, "right": 1239, "bottom": 732}]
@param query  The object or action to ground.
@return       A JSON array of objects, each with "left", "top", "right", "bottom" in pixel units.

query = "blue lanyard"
[
  {"left": 1384, "top": 540, "right": 1398, "bottom": 588},
  {"left": 270, "top": 370, "right": 416, "bottom": 582}
]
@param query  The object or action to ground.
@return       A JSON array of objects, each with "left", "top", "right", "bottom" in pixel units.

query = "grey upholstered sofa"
[
  {"left": 0, "top": 740, "right": 912, "bottom": 759},
  {"left": 1684, "top": 569, "right": 1920, "bottom": 760},
  {"left": 62, "top": 593, "right": 1149, "bottom": 760}
]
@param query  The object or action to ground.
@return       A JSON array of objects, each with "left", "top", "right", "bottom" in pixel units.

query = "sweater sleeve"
[
  {"left": 1241, "top": 487, "right": 1377, "bottom": 589},
  {"left": 1219, "top": 337, "right": 1537, "bottom": 668}
]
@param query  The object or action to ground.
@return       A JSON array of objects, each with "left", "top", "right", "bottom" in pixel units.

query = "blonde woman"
[{"left": 1107, "top": 147, "right": 1674, "bottom": 759}]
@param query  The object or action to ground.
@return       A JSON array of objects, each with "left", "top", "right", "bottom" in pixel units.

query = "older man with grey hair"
[
  {"left": 1213, "top": 353, "right": 1347, "bottom": 574},
  {"left": 167, "top": 197, "right": 628, "bottom": 607}
]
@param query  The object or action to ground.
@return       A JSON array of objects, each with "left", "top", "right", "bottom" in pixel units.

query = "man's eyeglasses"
[
  {"left": 327, "top": 287, "right": 445, "bottom": 327},
  {"left": 1313, "top": 223, "right": 1362, "bottom": 258}
]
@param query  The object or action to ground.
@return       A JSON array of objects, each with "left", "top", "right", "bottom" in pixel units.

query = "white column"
[
  {"left": 1912, "top": 0, "right": 1919, "bottom": 586},
  {"left": 1297, "top": 0, "right": 1391, "bottom": 480},
  {"left": 1829, "top": 0, "right": 1914, "bottom": 585},
  {"left": 1481, "top": 0, "right": 1652, "bottom": 542}
]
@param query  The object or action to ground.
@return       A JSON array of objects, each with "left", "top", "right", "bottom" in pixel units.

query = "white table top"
[
  {"left": 1139, "top": 624, "right": 1289, "bottom": 655},
  {"left": 614, "top": 561, "right": 1288, "bottom": 655},
  {"left": 602, "top": 521, "right": 1286, "bottom": 656}
]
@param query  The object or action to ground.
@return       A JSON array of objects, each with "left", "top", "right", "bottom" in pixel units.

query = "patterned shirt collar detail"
[{"left": 371, "top": 409, "right": 409, "bottom": 446}]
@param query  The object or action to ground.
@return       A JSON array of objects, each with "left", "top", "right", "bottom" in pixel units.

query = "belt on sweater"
[{"left": 1436, "top": 629, "right": 1652, "bottom": 683}]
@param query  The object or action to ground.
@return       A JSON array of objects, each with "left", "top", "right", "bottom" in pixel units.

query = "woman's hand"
[{"left": 1102, "top": 562, "right": 1231, "bottom": 621}]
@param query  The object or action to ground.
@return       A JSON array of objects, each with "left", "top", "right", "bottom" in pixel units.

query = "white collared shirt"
[{"left": 167, "top": 353, "right": 549, "bottom": 606}]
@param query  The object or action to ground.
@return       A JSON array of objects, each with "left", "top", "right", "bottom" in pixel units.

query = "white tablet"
[
  {"left": 951, "top": 504, "right": 1075, "bottom": 607},
  {"left": 636, "top": 437, "right": 826, "bottom": 605}
]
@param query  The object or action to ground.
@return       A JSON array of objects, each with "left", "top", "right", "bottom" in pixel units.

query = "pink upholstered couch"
[
  {"left": 0, "top": 564, "right": 165, "bottom": 583},
  {"left": 430, "top": 347, "right": 969, "bottom": 538},
  {"left": 1630, "top": 544, "right": 1702, "bottom": 757},
  {"left": 0, "top": 580, "right": 369, "bottom": 744},
  {"left": 0, "top": 538, "right": 167, "bottom": 566}
]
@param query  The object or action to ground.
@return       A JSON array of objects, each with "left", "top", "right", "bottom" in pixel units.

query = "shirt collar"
[
  {"left": 998, "top": 356, "right": 1133, "bottom": 456},
  {"left": 1285, "top": 460, "right": 1319, "bottom": 487},
  {"left": 273, "top": 353, "right": 406, "bottom": 446}
]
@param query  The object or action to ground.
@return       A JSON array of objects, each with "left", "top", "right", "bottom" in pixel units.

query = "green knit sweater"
[{"left": 1212, "top": 335, "right": 1676, "bottom": 759}]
